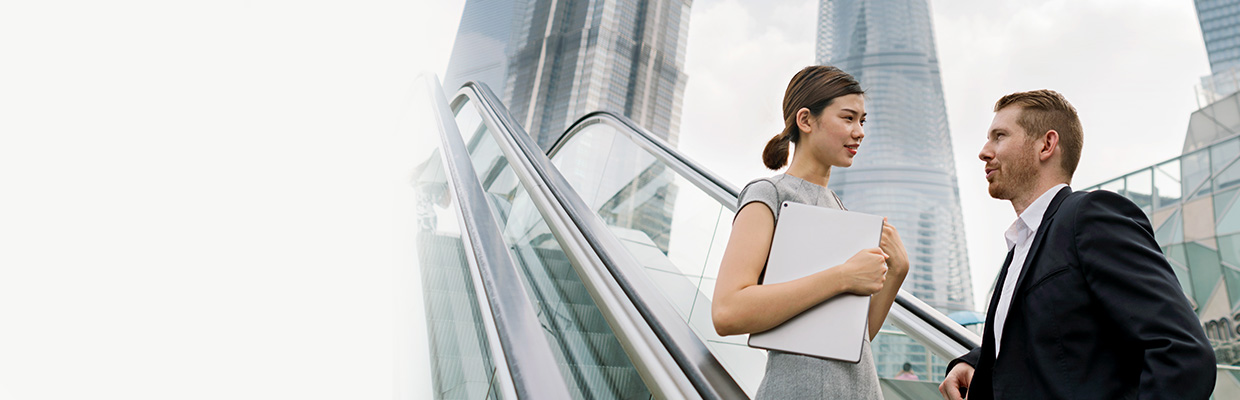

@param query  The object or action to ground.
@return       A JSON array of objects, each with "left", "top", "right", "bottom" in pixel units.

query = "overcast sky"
[{"left": 1, "top": 0, "right": 1213, "bottom": 399}]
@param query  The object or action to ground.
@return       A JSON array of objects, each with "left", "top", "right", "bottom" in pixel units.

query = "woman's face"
[{"left": 801, "top": 93, "right": 866, "bottom": 168}]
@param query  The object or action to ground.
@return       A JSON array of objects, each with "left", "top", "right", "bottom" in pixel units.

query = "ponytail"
[{"left": 763, "top": 120, "right": 797, "bottom": 170}]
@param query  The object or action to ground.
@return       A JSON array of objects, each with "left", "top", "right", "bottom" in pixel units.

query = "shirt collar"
[{"left": 1004, "top": 183, "right": 1068, "bottom": 249}]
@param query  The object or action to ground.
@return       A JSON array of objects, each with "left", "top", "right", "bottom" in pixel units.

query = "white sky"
[{"left": 0, "top": 0, "right": 1212, "bottom": 398}]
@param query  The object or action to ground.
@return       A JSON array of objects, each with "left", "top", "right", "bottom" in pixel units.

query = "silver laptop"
[{"left": 747, "top": 201, "right": 884, "bottom": 363}]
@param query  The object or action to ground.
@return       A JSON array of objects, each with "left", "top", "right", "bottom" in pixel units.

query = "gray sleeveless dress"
[{"left": 738, "top": 174, "right": 884, "bottom": 400}]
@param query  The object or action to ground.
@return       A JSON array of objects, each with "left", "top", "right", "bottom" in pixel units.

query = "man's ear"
[
  {"left": 1039, "top": 130, "right": 1059, "bottom": 163},
  {"left": 795, "top": 108, "right": 813, "bottom": 135}
]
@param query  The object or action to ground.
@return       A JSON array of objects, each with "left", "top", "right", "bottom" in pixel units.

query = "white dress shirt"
[{"left": 993, "top": 183, "right": 1067, "bottom": 356}]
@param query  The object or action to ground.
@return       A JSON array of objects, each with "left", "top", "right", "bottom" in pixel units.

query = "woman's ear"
[{"left": 795, "top": 107, "right": 813, "bottom": 135}]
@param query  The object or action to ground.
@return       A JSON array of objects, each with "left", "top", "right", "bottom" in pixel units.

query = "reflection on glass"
[
  {"left": 414, "top": 144, "right": 502, "bottom": 398},
  {"left": 1164, "top": 244, "right": 1194, "bottom": 302},
  {"left": 1213, "top": 137, "right": 1240, "bottom": 192},
  {"left": 1183, "top": 150, "right": 1212, "bottom": 198},
  {"left": 454, "top": 99, "right": 652, "bottom": 399},
  {"left": 1098, "top": 178, "right": 1124, "bottom": 195},
  {"left": 1187, "top": 241, "right": 1224, "bottom": 309},
  {"left": 871, "top": 330, "right": 946, "bottom": 381},
  {"left": 1125, "top": 169, "right": 1154, "bottom": 213},
  {"left": 1155, "top": 160, "right": 1183, "bottom": 209},
  {"left": 1217, "top": 190, "right": 1240, "bottom": 236}
]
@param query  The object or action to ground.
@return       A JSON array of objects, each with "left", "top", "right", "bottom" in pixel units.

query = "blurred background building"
[
  {"left": 1195, "top": 0, "right": 1240, "bottom": 103},
  {"left": 815, "top": 0, "right": 976, "bottom": 379},
  {"left": 444, "top": 0, "right": 692, "bottom": 150}
]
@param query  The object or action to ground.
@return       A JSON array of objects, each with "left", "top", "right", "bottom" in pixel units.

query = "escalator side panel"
[{"left": 452, "top": 97, "right": 654, "bottom": 399}]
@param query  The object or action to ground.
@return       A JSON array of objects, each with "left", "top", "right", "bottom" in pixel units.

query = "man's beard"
[{"left": 988, "top": 153, "right": 1039, "bottom": 200}]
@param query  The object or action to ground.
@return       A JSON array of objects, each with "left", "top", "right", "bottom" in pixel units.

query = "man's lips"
[{"left": 985, "top": 167, "right": 997, "bottom": 180}]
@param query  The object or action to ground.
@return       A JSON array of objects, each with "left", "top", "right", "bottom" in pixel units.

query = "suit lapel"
[{"left": 1006, "top": 186, "right": 1073, "bottom": 315}]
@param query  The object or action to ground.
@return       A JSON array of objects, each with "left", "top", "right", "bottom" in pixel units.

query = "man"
[{"left": 938, "top": 90, "right": 1215, "bottom": 399}]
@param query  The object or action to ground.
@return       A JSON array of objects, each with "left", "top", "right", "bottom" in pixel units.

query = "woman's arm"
[
  {"left": 867, "top": 218, "right": 909, "bottom": 339},
  {"left": 711, "top": 202, "right": 889, "bottom": 336}
]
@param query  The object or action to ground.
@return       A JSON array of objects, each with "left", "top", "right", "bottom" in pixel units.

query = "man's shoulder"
[{"left": 1057, "top": 189, "right": 1139, "bottom": 214}]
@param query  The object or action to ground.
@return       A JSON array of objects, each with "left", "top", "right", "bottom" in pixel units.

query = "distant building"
[
  {"left": 443, "top": 0, "right": 525, "bottom": 97},
  {"left": 816, "top": 0, "right": 974, "bottom": 379},
  {"left": 444, "top": 0, "right": 692, "bottom": 150},
  {"left": 1195, "top": 0, "right": 1240, "bottom": 101}
]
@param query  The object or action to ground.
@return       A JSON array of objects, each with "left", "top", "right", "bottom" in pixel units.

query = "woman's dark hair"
[{"left": 762, "top": 66, "right": 864, "bottom": 170}]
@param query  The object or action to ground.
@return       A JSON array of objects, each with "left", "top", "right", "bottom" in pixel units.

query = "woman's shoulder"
[
  {"left": 739, "top": 175, "right": 786, "bottom": 198},
  {"left": 741, "top": 174, "right": 789, "bottom": 190}
]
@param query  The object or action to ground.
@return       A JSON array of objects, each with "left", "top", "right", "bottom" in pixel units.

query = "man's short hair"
[{"left": 994, "top": 89, "right": 1084, "bottom": 178}]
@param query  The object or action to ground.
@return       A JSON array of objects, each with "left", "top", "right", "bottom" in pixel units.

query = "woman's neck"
[{"left": 785, "top": 157, "right": 831, "bottom": 188}]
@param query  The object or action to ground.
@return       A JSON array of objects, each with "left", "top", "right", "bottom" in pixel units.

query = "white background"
[{"left": 0, "top": 0, "right": 1211, "bottom": 399}]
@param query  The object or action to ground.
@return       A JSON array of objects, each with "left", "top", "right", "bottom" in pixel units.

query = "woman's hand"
[
  {"left": 879, "top": 218, "right": 910, "bottom": 277},
  {"left": 839, "top": 248, "right": 889, "bottom": 295}
]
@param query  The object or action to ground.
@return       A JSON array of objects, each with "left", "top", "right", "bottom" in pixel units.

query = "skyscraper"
[
  {"left": 443, "top": 0, "right": 525, "bottom": 96},
  {"left": 1195, "top": 0, "right": 1240, "bottom": 101},
  {"left": 816, "top": 0, "right": 974, "bottom": 379},
  {"left": 444, "top": 0, "right": 692, "bottom": 150}
]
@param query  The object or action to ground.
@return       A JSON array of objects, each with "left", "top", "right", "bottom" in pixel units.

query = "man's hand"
[{"left": 939, "top": 363, "right": 974, "bottom": 400}]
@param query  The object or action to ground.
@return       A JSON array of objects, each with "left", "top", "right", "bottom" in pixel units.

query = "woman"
[{"left": 711, "top": 66, "right": 909, "bottom": 399}]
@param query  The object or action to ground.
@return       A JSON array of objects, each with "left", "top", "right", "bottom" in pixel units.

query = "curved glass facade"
[{"left": 816, "top": 0, "right": 973, "bottom": 380}]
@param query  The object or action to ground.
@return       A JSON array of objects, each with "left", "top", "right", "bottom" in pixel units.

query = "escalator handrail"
[
  {"left": 552, "top": 111, "right": 740, "bottom": 205},
  {"left": 893, "top": 291, "right": 982, "bottom": 352},
  {"left": 459, "top": 81, "right": 748, "bottom": 399},
  {"left": 421, "top": 75, "right": 573, "bottom": 399},
  {"left": 551, "top": 112, "right": 983, "bottom": 354}
]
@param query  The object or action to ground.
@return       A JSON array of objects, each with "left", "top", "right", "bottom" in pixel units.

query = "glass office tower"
[
  {"left": 444, "top": 0, "right": 692, "bottom": 150},
  {"left": 1196, "top": 0, "right": 1240, "bottom": 101},
  {"left": 504, "top": 0, "right": 691, "bottom": 149},
  {"left": 443, "top": 0, "right": 525, "bottom": 96},
  {"left": 816, "top": 0, "right": 974, "bottom": 380}
]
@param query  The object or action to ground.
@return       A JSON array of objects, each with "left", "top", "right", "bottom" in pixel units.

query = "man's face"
[{"left": 979, "top": 106, "right": 1040, "bottom": 200}]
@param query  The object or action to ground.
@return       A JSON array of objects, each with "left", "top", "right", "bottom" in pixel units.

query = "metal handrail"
[
  {"left": 552, "top": 111, "right": 740, "bottom": 207},
  {"left": 549, "top": 111, "right": 982, "bottom": 359},
  {"left": 420, "top": 75, "right": 572, "bottom": 399},
  {"left": 459, "top": 81, "right": 747, "bottom": 399}
]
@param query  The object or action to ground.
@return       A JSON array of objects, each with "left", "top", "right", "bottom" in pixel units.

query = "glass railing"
[
  {"left": 449, "top": 92, "right": 653, "bottom": 398},
  {"left": 549, "top": 116, "right": 759, "bottom": 393},
  {"left": 445, "top": 81, "right": 745, "bottom": 399}
]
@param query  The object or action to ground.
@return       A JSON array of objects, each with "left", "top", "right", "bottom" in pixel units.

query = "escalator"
[{"left": 413, "top": 75, "right": 981, "bottom": 399}]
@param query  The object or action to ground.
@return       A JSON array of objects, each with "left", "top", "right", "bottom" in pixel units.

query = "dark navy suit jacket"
[{"left": 950, "top": 187, "right": 1215, "bottom": 399}]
